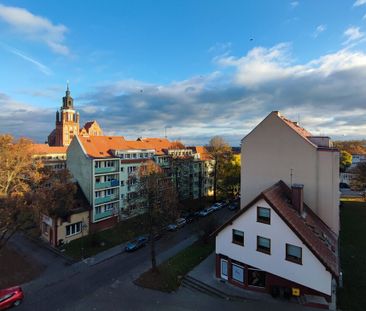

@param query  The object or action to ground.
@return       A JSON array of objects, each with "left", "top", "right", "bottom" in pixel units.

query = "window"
[
  {"left": 95, "top": 161, "right": 102, "bottom": 168},
  {"left": 66, "top": 222, "right": 82, "bottom": 236},
  {"left": 144, "top": 153, "right": 148, "bottom": 158},
  {"left": 232, "top": 264, "right": 244, "bottom": 283},
  {"left": 95, "top": 206, "right": 101, "bottom": 214},
  {"left": 248, "top": 268, "right": 266, "bottom": 287},
  {"left": 139, "top": 153, "right": 143, "bottom": 158},
  {"left": 95, "top": 191, "right": 102, "bottom": 198},
  {"left": 126, "top": 154, "right": 131, "bottom": 159},
  {"left": 120, "top": 167, "right": 124, "bottom": 172},
  {"left": 120, "top": 180, "right": 124, "bottom": 186},
  {"left": 232, "top": 229, "right": 244, "bottom": 246},
  {"left": 95, "top": 176, "right": 101, "bottom": 183},
  {"left": 121, "top": 194, "right": 124, "bottom": 199},
  {"left": 132, "top": 153, "right": 137, "bottom": 159},
  {"left": 257, "top": 207, "right": 270, "bottom": 224},
  {"left": 106, "top": 189, "right": 113, "bottom": 195},
  {"left": 257, "top": 236, "right": 271, "bottom": 254},
  {"left": 286, "top": 244, "right": 302, "bottom": 264}
]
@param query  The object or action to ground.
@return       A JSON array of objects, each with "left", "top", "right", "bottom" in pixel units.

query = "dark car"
[
  {"left": 0, "top": 286, "right": 24, "bottom": 310},
  {"left": 125, "top": 236, "right": 148, "bottom": 252},
  {"left": 228, "top": 201, "right": 239, "bottom": 211},
  {"left": 166, "top": 223, "right": 178, "bottom": 231}
]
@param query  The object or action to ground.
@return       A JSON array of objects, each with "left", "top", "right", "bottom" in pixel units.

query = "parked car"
[
  {"left": 211, "top": 202, "right": 223, "bottom": 211},
  {"left": 166, "top": 223, "right": 178, "bottom": 231},
  {"left": 176, "top": 218, "right": 187, "bottom": 228},
  {"left": 0, "top": 286, "right": 24, "bottom": 310},
  {"left": 228, "top": 201, "right": 239, "bottom": 211},
  {"left": 125, "top": 236, "right": 148, "bottom": 252},
  {"left": 198, "top": 207, "right": 214, "bottom": 217}
]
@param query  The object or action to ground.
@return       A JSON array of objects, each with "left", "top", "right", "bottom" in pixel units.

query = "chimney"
[{"left": 291, "top": 184, "right": 304, "bottom": 215}]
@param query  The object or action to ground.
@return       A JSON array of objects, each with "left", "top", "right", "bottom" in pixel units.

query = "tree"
[
  {"left": 220, "top": 154, "right": 241, "bottom": 197},
  {"left": 0, "top": 135, "right": 43, "bottom": 250},
  {"left": 340, "top": 150, "right": 352, "bottom": 172},
  {"left": 333, "top": 140, "right": 366, "bottom": 155},
  {"left": 350, "top": 162, "right": 366, "bottom": 192},
  {"left": 32, "top": 168, "right": 77, "bottom": 220},
  {"left": 132, "top": 160, "right": 178, "bottom": 271},
  {"left": 0, "top": 135, "right": 76, "bottom": 251},
  {"left": 207, "top": 136, "right": 232, "bottom": 202}
]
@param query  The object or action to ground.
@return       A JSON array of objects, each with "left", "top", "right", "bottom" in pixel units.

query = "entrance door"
[{"left": 220, "top": 259, "right": 228, "bottom": 280}]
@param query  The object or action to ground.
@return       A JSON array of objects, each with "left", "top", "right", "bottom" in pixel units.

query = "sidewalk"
[{"left": 187, "top": 253, "right": 319, "bottom": 310}]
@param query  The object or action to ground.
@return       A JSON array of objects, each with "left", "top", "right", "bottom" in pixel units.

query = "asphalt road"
[{"left": 16, "top": 208, "right": 237, "bottom": 311}]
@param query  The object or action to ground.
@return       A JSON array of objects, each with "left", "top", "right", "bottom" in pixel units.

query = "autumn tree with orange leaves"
[{"left": 0, "top": 135, "right": 75, "bottom": 251}]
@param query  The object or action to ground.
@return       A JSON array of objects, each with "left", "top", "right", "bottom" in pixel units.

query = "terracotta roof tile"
[{"left": 31, "top": 144, "right": 67, "bottom": 155}]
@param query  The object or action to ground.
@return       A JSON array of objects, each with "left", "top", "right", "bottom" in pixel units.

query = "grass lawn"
[
  {"left": 63, "top": 214, "right": 148, "bottom": 260},
  {"left": 135, "top": 240, "right": 214, "bottom": 292},
  {"left": 338, "top": 201, "right": 366, "bottom": 311}
]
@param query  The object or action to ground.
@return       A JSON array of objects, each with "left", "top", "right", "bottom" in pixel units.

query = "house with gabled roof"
[
  {"left": 214, "top": 181, "right": 338, "bottom": 307},
  {"left": 241, "top": 111, "right": 339, "bottom": 234},
  {"left": 214, "top": 111, "right": 339, "bottom": 308}
]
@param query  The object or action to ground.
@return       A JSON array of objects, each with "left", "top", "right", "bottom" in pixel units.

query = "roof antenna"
[
  {"left": 164, "top": 126, "right": 168, "bottom": 139},
  {"left": 290, "top": 168, "right": 294, "bottom": 187},
  {"left": 297, "top": 114, "right": 301, "bottom": 126}
]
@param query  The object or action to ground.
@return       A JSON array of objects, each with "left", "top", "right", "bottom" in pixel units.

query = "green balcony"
[
  {"left": 95, "top": 194, "right": 118, "bottom": 205},
  {"left": 94, "top": 209, "right": 114, "bottom": 221},
  {"left": 95, "top": 167, "right": 117, "bottom": 174},
  {"left": 95, "top": 181, "right": 112, "bottom": 189}
]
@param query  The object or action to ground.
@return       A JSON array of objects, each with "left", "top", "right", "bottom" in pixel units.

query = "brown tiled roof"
[
  {"left": 214, "top": 180, "right": 339, "bottom": 277},
  {"left": 31, "top": 144, "right": 67, "bottom": 155},
  {"left": 78, "top": 136, "right": 153, "bottom": 158},
  {"left": 279, "top": 115, "right": 313, "bottom": 140},
  {"left": 138, "top": 138, "right": 173, "bottom": 155}
]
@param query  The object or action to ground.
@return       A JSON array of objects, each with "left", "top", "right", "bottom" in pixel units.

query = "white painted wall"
[
  {"left": 216, "top": 198, "right": 333, "bottom": 295},
  {"left": 241, "top": 112, "right": 339, "bottom": 233}
]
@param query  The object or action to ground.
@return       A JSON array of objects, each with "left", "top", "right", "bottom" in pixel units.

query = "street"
[{"left": 11, "top": 207, "right": 316, "bottom": 311}]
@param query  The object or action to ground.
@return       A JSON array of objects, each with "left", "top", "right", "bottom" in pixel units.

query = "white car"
[
  {"left": 211, "top": 202, "right": 223, "bottom": 211},
  {"left": 176, "top": 218, "right": 187, "bottom": 228}
]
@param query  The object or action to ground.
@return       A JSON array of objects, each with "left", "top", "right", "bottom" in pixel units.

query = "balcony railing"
[
  {"left": 94, "top": 209, "right": 114, "bottom": 221},
  {"left": 95, "top": 194, "right": 118, "bottom": 205},
  {"left": 95, "top": 167, "right": 117, "bottom": 174},
  {"left": 95, "top": 179, "right": 119, "bottom": 189}
]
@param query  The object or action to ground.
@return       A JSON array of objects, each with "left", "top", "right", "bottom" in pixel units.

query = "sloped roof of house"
[
  {"left": 242, "top": 111, "right": 338, "bottom": 151},
  {"left": 31, "top": 144, "right": 67, "bottom": 155},
  {"left": 78, "top": 136, "right": 154, "bottom": 158},
  {"left": 214, "top": 180, "right": 339, "bottom": 277},
  {"left": 138, "top": 138, "right": 174, "bottom": 155}
]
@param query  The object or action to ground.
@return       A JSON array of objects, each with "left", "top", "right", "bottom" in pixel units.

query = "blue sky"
[{"left": 1, "top": 0, "right": 366, "bottom": 145}]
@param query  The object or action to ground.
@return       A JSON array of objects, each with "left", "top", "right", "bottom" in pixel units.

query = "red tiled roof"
[
  {"left": 31, "top": 144, "right": 67, "bottom": 155},
  {"left": 279, "top": 114, "right": 313, "bottom": 140},
  {"left": 138, "top": 138, "right": 173, "bottom": 155},
  {"left": 214, "top": 180, "right": 339, "bottom": 277},
  {"left": 78, "top": 136, "right": 153, "bottom": 158}
]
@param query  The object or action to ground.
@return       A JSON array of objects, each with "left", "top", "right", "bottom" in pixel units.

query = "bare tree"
[{"left": 132, "top": 160, "right": 178, "bottom": 271}]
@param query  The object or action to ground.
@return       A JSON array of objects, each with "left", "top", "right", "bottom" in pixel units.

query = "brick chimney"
[{"left": 291, "top": 184, "right": 304, "bottom": 215}]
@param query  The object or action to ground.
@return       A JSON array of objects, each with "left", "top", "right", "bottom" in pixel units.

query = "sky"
[{"left": 1, "top": 0, "right": 366, "bottom": 146}]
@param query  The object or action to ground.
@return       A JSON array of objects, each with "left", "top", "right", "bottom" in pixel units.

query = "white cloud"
[
  {"left": 290, "top": 1, "right": 299, "bottom": 8},
  {"left": 343, "top": 26, "right": 365, "bottom": 45},
  {"left": 312, "top": 24, "right": 327, "bottom": 38},
  {"left": 0, "top": 3, "right": 69, "bottom": 55},
  {"left": 354, "top": 0, "right": 366, "bottom": 7}
]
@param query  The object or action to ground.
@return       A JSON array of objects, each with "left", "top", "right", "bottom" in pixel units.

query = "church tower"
[{"left": 48, "top": 83, "right": 80, "bottom": 146}]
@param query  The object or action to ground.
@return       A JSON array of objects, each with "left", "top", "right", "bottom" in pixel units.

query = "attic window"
[
  {"left": 99, "top": 152, "right": 104, "bottom": 155},
  {"left": 87, "top": 139, "right": 91, "bottom": 142},
  {"left": 108, "top": 137, "right": 112, "bottom": 140},
  {"left": 286, "top": 244, "right": 302, "bottom": 264}
]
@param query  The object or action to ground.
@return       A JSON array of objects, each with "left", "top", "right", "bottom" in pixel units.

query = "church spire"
[{"left": 62, "top": 81, "right": 74, "bottom": 109}]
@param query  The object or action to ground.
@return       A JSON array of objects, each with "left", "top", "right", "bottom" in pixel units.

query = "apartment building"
[{"left": 67, "top": 136, "right": 214, "bottom": 232}]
